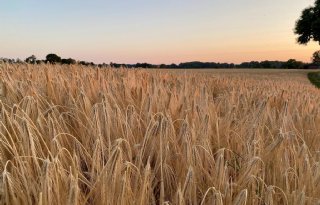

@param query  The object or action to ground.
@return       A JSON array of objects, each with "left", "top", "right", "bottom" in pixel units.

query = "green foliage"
[
  {"left": 46, "top": 54, "right": 62, "bottom": 64},
  {"left": 312, "top": 50, "right": 320, "bottom": 64},
  {"left": 25, "top": 55, "right": 37, "bottom": 64},
  {"left": 179, "top": 61, "right": 235, "bottom": 68},
  {"left": 308, "top": 72, "right": 320, "bottom": 88},
  {"left": 135, "top": 63, "right": 156, "bottom": 68},
  {"left": 80, "top": 61, "right": 96, "bottom": 66},
  {"left": 295, "top": 0, "right": 320, "bottom": 44},
  {"left": 61, "top": 58, "right": 76, "bottom": 65},
  {"left": 283, "top": 59, "right": 305, "bottom": 69}
]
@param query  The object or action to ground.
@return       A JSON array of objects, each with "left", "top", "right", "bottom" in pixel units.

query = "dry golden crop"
[{"left": 0, "top": 63, "right": 320, "bottom": 205}]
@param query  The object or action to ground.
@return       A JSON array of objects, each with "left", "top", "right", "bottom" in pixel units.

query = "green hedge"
[{"left": 308, "top": 72, "right": 320, "bottom": 88}]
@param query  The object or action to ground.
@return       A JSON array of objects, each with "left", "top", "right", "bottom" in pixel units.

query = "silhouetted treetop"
[
  {"left": 313, "top": 50, "right": 320, "bottom": 64},
  {"left": 25, "top": 55, "right": 37, "bottom": 64},
  {"left": 46, "top": 54, "right": 62, "bottom": 64},
  {"left": 61, "top": 58, "right": 76, "bottom": 65},
  {"left": 295, "top": 0, "right": 320, "bottom": 44}
]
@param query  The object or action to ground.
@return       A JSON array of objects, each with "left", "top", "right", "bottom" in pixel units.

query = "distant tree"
[
  {"left": 312, "top": 50, "right": 320, "bottom": 64},
  {"left": 46, "top": 54, "right": 61, "bottom": 64},
  {"left": 79, "top": 61, "right": 89, "bottom": 66},
  {"left": 61, "top": 58, "right": 76, "bottom": 65},
  {"left": 25, "top": 55, "right": 37, "bottom": 64},
  {"left": 159, "top": 64, "right": 167, "bottom": 68},
  {"left": 268, "top": 61, "right": 284, "bottom": 68},
  {"left": 36, "top": 60, "right": 45, "bottom": 64},
  {"left": 295, "top": 0, "right": 320, "bottom": 45},
  {"left": 135, "top": 63, "right": 154, "bottom": 68},
  {"left": 237, "top": 61, "right": 261, "bottom": 68},
  {"left": 168, "top": 63, "right": 178, "bottom": 68},
  {"left": 98, "top": 63, "right": 108, "bottom": 68},
  {"left": 283, "top": 59, "right": 304, "bottom": 69},
  {"left": 79, "top": 61, "right": 96, "bottom": 66},
  {"left": 260, "top": 61, "right": 272, "bottom": 68}
]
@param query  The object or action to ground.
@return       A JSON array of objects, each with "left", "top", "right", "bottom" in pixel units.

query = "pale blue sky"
[{"left": 0, "top": 0, "right": 318, "bottom": 63}]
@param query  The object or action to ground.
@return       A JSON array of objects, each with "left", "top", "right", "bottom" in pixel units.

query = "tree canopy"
[
  {"left": 312, "top": 50, "right": 320, "bottom": 64},
  {"left": 25, "top": 55, "right": 37, "bottom": 64},
  {"left": 46, "top": 54, "right": 62, "bottom": 64},
  {"left": 61, "top": 58, "right": 76, "bottom": 65},
  {"left": 295, "top": 0, "right": 320, "bottom": 44}
]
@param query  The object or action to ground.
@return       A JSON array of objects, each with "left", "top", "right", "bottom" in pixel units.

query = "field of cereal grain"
[{"left": 0, "top": 63, "right": 320, "bottom": 204}]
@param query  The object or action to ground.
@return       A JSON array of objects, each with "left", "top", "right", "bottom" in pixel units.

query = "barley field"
[{"left": 0, "top": 63, "right": 320, "bottom": 205}]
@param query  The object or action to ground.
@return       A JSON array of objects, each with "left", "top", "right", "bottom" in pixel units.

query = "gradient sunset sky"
[{"left": 0, "top": 0, "right": 319, "bottom": 64}]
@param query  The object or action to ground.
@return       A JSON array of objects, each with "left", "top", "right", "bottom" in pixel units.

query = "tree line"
[
  {"left": 132, "top": 59, "right": 314, "bottom": 69},
  {"left": 1, "top": 52, "right": 319, "bottom": 69}
]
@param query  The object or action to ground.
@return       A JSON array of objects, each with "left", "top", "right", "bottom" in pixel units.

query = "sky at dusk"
[{"left": 0, "top": 0, "right": 319, "bottom": 64}]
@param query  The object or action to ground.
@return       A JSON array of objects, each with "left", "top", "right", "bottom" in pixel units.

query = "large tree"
[
  {"left": 295, "top": 0, "right": 320, "bottom": 44},
  {"left": 46, "top": 54, "right": 61, "bottom": 64}
]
